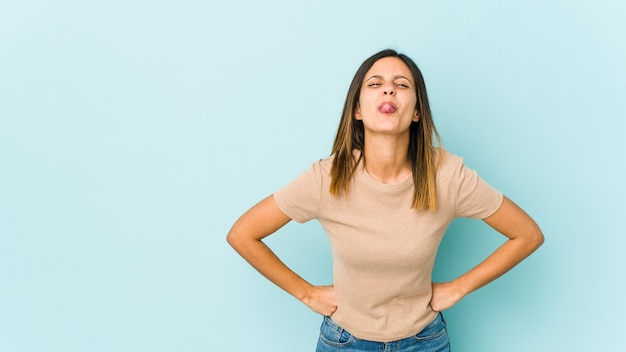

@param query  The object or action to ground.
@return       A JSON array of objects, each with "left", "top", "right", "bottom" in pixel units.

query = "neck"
[{"left": 362, "top": 132, "right": 412, "bottom": 184}]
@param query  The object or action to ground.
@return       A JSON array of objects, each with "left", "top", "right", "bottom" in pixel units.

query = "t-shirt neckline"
[{"left": 359, "top": 166, "right": 414, "bottom": 193}]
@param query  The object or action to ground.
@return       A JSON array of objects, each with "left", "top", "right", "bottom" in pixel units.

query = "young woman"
[{"left": 227, "top": 49, "right": 544, "bottom": 351}]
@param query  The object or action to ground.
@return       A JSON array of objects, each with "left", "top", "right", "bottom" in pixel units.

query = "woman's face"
[{"left": 355, "top": 57, "right": 419, "bottom": 137}]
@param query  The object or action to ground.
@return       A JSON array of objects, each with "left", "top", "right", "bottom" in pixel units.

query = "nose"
[{"left": 383, "top": 85, "right": 395, "bottom": 96}]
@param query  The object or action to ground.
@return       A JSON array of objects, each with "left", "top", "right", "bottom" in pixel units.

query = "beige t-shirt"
[{"left": 273, "top": 150, "right": 503, "bottom": 342}]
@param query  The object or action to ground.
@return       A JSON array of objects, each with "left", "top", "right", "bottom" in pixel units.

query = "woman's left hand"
[
  {"left": 429, "top": 197, "right": 544, "bottom": 313},
  {"left": 429, "top": 281, "right": 464, "bottom": 312}
]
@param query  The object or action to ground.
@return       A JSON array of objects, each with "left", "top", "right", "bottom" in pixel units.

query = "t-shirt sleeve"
[
  {"left": 452, "top": 157, "right": 504, "bottom": 219},
  {"left": 273, "top": 160, "right": 323, "bottom": 223}
]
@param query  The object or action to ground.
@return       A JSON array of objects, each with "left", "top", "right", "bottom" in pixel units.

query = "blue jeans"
[{"left": 316, "top": 313, "right": 451, "bottom": 352}]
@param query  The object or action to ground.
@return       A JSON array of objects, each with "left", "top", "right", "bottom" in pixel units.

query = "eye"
[
  {"left": 395, "top": 81, "right": 411, "bottom": 88},
  {"left": 368, "top": 82, "right": 381, "bottom": 87}
]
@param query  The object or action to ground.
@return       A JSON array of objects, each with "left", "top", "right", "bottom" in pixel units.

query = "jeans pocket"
[
  {"left": 414, "top": 312, "right": 448, "bottom": 341},
  {"left": 318, "top": 316, "right": 354, "bottom": 348}
]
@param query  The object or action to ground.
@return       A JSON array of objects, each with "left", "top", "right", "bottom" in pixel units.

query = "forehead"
[{"left": 365, "top": 57, "right": 413, "bottom": 80}]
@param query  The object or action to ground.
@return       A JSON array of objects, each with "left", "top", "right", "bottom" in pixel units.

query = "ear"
[
  {"left": 413, "top": 109, "right": 420, "bottom": 122},
  {"left": 355, "top": 104, "right": 362, "bottom": 120}
]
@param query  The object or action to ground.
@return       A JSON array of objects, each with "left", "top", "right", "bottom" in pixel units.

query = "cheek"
[
  {"left": 406, "top": 96, "right": 418, "bottom": 113},
  {"left": 359, "top": 90, "right": 377, "bottom": 105}
]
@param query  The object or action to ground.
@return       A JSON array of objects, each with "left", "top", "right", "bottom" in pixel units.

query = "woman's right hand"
[
  {"left": 302, "top": 284, "right": 337, "bottom": 316},
  {"left": 228, "top": 196, "right": 337, "bottom": 317}
]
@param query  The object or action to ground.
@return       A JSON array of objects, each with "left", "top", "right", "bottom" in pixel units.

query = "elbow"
[
  {"left": 226, "top": 223, "right": 255, "bottom": 253},
  {"left": 512, "top": 221, "right": 544, "bottom": 254},
  {"left": 535, "top": 230, "right": 545, "bottom": 249},
  {"left": 528, "top": 225, "right": 545, "bottom": 252},
  {"left": 226, "top": 230, "right": 234, "bottom": 247},
  {"left": 227, "top": 226, "right": 262, "bottom": 259},
  {"left": 226, "top": 226, "right": 242, "bottom": 250}
]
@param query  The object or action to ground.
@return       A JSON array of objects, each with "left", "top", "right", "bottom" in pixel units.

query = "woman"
[{"left": 227, "top": 49, "right": 544, "bottom": 351}]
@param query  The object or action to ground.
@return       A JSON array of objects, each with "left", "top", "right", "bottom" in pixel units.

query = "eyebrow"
[{"left": 365, "top": 75, "right": 413, "bottom": 83}]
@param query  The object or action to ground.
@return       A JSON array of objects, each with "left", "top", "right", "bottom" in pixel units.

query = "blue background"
[{"left": 1, "top": 1, "right": 624, "bottom": 351}]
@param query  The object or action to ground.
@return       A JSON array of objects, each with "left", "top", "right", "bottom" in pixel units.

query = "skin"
[{"left": 226, "top": 57, "right": 544, "bottom": 317}]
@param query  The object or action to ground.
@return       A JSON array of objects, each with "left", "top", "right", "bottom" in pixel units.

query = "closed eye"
[
  {"left": 394, "top": 75, "right": 414, "bottom": 87},
  {"left": 394, "top": 79, "right": 412, "bottom": 88}
]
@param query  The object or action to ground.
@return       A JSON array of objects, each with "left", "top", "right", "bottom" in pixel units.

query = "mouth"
[{"left": 378, "top": 102, "right": 397, "bottom": 114}]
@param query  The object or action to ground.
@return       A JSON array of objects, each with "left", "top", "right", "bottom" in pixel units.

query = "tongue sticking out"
[{"left": 379, "top": 102, "right": 397, "bottom": 114}]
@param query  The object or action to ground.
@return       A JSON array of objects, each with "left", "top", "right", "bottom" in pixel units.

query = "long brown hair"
[{"left": 329, "top": 49, "right": 442, "bottom": 210}]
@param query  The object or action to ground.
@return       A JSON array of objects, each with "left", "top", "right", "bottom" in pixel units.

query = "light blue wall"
[{"left": 1, "top": 1, "right": 624, "bottom": 351}]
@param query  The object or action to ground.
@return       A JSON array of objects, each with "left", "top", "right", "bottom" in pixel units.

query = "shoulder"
[
  {"left": 311, "top": 154, "right": 335, "bottom": 176},
  {"left": 283, "top": 155, "right": 334, "bottom": 187},
  {"left": 436, "top": 148, "right": 464, "bottom": 173}
]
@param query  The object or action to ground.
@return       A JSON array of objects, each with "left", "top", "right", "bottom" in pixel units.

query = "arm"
[
  {"left": 430, "top": 196, "right": 544, "bottom": 311},
  {"left": 226, "top": 194, "right": 337, "bottom": 316}
]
